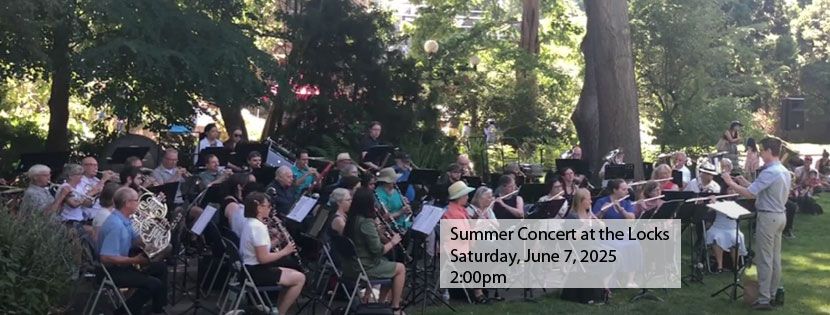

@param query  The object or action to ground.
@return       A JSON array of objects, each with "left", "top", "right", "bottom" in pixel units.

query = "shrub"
[{"left": 0, "top": 209, "right": 81, "bottom": 314}]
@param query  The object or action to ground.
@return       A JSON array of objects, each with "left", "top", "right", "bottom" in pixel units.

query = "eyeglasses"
[
  {"left": 233, "top": 134, "right": 243, "bottom": 137},
  {"left": 127, "top": 198, "right": 139, "bottom": 202}
]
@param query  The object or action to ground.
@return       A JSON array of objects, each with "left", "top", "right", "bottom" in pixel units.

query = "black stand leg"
[
  {"left": 711, "top": 218, "right": 745, "bottom": 301},
  {"left": 180, "top": 237, "right": 218, "bottom": 314},
  {"left": 682, "top": 221, "right": 705, "bottom": 285},
  {"left": 404, "top": 233, "right": 456, "bottom": 314}
]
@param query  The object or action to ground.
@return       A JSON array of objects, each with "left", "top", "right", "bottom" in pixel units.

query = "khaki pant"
[{"left": 755, "top": 211, "right": 786, "bottom": 304}]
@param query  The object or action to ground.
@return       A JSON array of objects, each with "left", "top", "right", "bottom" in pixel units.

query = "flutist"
[{"left": 592, "top": 179, "right": 635, "bottom": 219}]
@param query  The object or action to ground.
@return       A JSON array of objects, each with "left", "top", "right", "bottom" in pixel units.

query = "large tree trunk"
[
  {"left": 519, "top": 0, "right": 540, "bottom": 55},
  {"left": 45, "top": 18, "right": 72, "bottom": 152},
  {"left": 572, "top": 29, "right": 600, "bottom": 177},
  {"left": 260, "top": 100, "right": 284, "bottom": 141},
  {"left": 220, "top": 106, "right": 248, "bottom": 141},
  {"left": 583, "top": 0, "right": 644, "bottom": 179}
]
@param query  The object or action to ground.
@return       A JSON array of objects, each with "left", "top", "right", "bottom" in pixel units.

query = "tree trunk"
[
  {"left": 572, "top": 28, "right": 600, "bottom": 177},
  {"left": 220, "top": 106, "right": 248, "bottom": 141},
  {"left": 584, "top": 0, "right": 644, "bottom": 179},
  {"left": 45, "top": 17, "right": 72, "bottom": 152},
  {"left": 519, "top": 0, "right": 540, "bottom": 55},
  {"left": 260, "top": 99, "right": 284, "bottom": 141}
]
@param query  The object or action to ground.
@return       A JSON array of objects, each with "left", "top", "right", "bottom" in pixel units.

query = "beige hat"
[
  {"left": 336, "top": 153, "right": 352, "bottom": 162},
  {"left": 376, "top": 167, "right": 401, "bottom": 184},
  {"left": 698, "top": 162, "right": 719, "bottom": 175},
  {"left": 448, "top": 181, "right": 475, "bottom": 201}
]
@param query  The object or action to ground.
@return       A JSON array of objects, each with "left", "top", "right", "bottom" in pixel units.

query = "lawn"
[{"left": 422, "top": 196, "right": 830, "bottom": 315}]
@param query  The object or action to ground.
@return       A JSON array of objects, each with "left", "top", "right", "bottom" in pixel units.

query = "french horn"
[{"left": 131, "top": 186, "right": 171, "bottom": 259}]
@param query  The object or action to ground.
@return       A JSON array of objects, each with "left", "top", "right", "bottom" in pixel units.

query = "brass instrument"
[
  {"left": 131, "top": 186, "right": 171, "bottom": 260},
  {"left": 604, "top": 148, "right": 622, "bottom": 164}
]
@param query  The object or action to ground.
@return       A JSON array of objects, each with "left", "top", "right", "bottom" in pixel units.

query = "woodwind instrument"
[
  {"left": 600, "top": 195, "right": 630, "bottom": 211},
  {"left": 310, "top": 160, "right": 334, "bottom": 192},
  {"left": 485, "top": 189, "right": 521, "bottom": 217},
  {"left": 263, "top": 212, "right": 308, "bottom": 273},
  {"left": 372, "top": 190, "right": 411, "bottom": 261},
  {"left": 393, "top": 184, "right": 413, "bottom": 223},
  {"left": 633, "top": 195, "right": 665, "bottom": 205},
  {"left": 685, "top": 193, "right": 740, "bottom": 203},
  {"left": 628, "top": 178, "right": 671, "bottom": 187}
]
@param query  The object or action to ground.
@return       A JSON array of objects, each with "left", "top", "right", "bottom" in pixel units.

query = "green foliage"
[{"left": 0, "top": 210, "right": 81, "bottom": 314}]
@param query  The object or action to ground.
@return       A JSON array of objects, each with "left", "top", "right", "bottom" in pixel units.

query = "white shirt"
[
  {"left": 60, "top": 183, "right": 86, "bottom": 221},
  {"left": 684, "top": 178, "right": 721, "bottom": 194},
  {"left": 93, "top": 207, "right": 113, "bottom": 228},
  {"left": 79, "top": 175, "right": 101, "bottom": 219},
  {"left": 677, "top": 166, "right": 691, "bottom": 185},
  {"left": 240, "top": 218, "right": 270, "bottom": 265}
]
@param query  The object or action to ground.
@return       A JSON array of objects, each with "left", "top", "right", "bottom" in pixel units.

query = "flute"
[
  {"left": 629, "top": 178, "right": 671, "bottom": 187},
  {"left": 600, "top": 195, "right": 630, "bottom": 211},
  {"left": 633, "top": 195, "right": 665, "bottom": 205},
  {"left": 685, "top": 193, "right": 740, "bottom": 203}
]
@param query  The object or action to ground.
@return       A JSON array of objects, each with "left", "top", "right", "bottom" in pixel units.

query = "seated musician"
[
  {"left": 268, "top": 166, "right": 298, "bottom": 215},
  {"left": 456, "top": 154, "right": 475, "bottom": 177},
  {"left": 91, "top": 183, "right": 121, "bottom": 242},
  {"left": 98, "top": 187, "right": 168, "bottom": 315},
  {"left": 635, "top": 181, "right": 664, "bottom": 218},
  {"left": 19, "top": 164, "right": 64, "bottom": 214},
  {"left": 434, "top": 163, "right": 464, "bottom": 207},
  {"left": 592, "top": 179, "right": 635, "bottom": 219},
  {"left": 673, "top": 152, "right": 691, "bottom": 187},
  {"left": 324, "top": 153, "right": 356, "bottom": 186},
  {"left": 224, "top": 127, "right": 244, "bottom": 151},
  {"left": 360, "top": 121, "right": 384, "bottom": 171},
  {"left": 467, "top": 187, "right": 497, "bottom": 220},
  {"left": 561, "top": 188, "right": 608, "bottom": 304},
  {"left": 375, "top": 168, "right": 412, "bottom": 230},
  {"left": 685, "top": 163, "right": 721, "bottom": 194},
  {"left": 328, "top": 188, "right": 353, "bottom": 236},
  {"left": 194, "top": 123, "right": 223, "bottom": 164},
  {"left": 652, "top": 164, "right": 679, "bottom": 191},
  {"left": 557, "top": 167, "right": 579, "bottom": 202},
  {"left": 151, "top": 149, "right": 188, "bottom": 202},
  {"left": 342, "top": 188, "right": 406, "bottom": 314},
  {"left": 492, "top": 175, "right": 524, "bottom": 219},
  {"left": 443, "top": 181, "right": 489, "bottom": 304},
  {"left": 239, "top": 192, "right": 306, "bottom": 315},
  {"left": 291, "top": 149, "right": 319, "bottom": 195},
  {"left": 247, "top": 151, "right": 263, "bottom": 170},
  {"left": 198, "top": 154, "right": 231, "bottom": 190},
  {"left": 59, "top": 164, "right": 95, "bottom": 227},
  {"left": 221, "top": 173, "right": 254, "bottom": 238},
  {"left": 80, "top": 156, "right": 115, "bottom": 219},
  {"left": 539, "top": 172, "right": 569, "bottom": 218}
]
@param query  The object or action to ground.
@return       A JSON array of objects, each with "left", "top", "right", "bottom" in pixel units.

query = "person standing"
[
  {"left": 722, "top": 137, "right": 790, "bottom": 310},
  {"left": 718, "top": 121, "right": 742, "bottom": 171}
]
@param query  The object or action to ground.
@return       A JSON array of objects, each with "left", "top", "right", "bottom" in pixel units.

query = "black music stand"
[
  {"left": 231, "top": 142, "right": 268, "bottom": 167},
  {"left": 518, "top": 183, "right": 546, "bottom": 204},
  {"left": 710, "top": 205, "right": 754, "bottom": 301},
  {"left": 643, "top": 162, "right": 654, "bottom": 179},
  {"left": 630, "top": 200, "right": 684, "bottom": 302},
  {"left": 556, "top": 159, "right": 589, "bottom": 176},
  {"left": 109, "top": 146, "right": 150, "bottom": 165},
  {"left": 409, "top": 169, "right": 442, "bottom": 202},
  {"left": 526, "top": 199, "right": 567, "bottom": 219},
  {"left": 462, "top": 176, "right": 483, "bottom": 187},
  {"left": 676, "top": 200, "right": 710, "bottom": 285},
  {"left": 405, "top": 205, "right": 456, "bottom": 314},
  {"left": 252, "top": 166, "right": 277, "bottom": 186},
  {"left": 195, "top": 147, "right": 232, "bottom": 168},
  {"left": 363, "top": 145, "right": 395, "bottom": 168},
  {"left": 671, "top": 170, "right": 684, "bottom": 187},
  {"left": 605, "top": 164, "right": 635, "bottom": 180},
  {"left": 18, "top": 151, "right": 70, "bottom": 180},
  {"left": 147, "top": 182, "right": 179, "bottom": 218}
]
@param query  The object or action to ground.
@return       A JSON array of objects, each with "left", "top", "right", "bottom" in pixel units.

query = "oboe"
[{"left": 373, "top": 191, "right": 412, "bottom": 261}]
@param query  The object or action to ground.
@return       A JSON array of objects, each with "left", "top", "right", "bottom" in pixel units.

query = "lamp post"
[{"left": 423, "top": 40, "right": 439, "bottom": 55}]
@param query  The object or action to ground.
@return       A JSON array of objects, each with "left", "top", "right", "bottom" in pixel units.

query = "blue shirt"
[
  {"left": 292, "top": 164, "right": 315, "bottom": 194},
  {"left": 748, "top": 161, "right": 791, "bottom": 213},
  {"left": 98, "top": 210, "right": 138, "bottom": 257},
  {"left": 591, "top": 195, "right": 635, "bottom": 219},
  {"left": 375, "top": 186, "right": 412, "bottom": 230}
]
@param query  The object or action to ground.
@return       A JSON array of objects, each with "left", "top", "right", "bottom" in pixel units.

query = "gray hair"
[
  {"left": 340, "top": 164, "right": 358, "bottom": 177},
  {"left": 329, "top": 188, "right": 351, "bottom": 206},
  {"left": 471, "top": 186, "right": 493, "bottom": 208},
  {"left": 27, "top": 164, "right": 51, "bottom": 180},
  {"left": 113, "top": 187, "right": 138, "bottom": 209},
  {"left": 277, "top": 165, "right": 292, "bottom": 176},
  {"left": 63, "top": 163, "right": 83, "bottom": 178}
]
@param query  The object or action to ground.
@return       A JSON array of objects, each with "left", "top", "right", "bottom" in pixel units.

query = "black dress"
[{"left": 493, "top": 195, "right": 520, "bottom": 219}]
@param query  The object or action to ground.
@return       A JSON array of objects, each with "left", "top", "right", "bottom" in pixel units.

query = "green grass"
[{"left": 423, "top": 196, "right": 830, "bottom": 315}]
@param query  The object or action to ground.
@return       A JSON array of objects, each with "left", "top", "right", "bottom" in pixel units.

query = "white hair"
[
  {"left": 62, "top": 163, "right": 83, "bottom": 177},
  {"left": 471, "top": 186, "right": 493, "bottom": 208},
  {"left": 330, "top": 188, "right": 351, "bottom": 206},
  {"left": 27, "top": 164, "right": 51, "bottom": 180},
  {"left": 340, "top": 164, "right": 358, "bottom": 177},
  {"left": 277, "top": 165, "right": 292, "bottom": 176}
]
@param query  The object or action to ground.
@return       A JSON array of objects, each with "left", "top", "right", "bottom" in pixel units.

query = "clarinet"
[{"left": 266, "top": 213, "right": 308, "bottom": 273}]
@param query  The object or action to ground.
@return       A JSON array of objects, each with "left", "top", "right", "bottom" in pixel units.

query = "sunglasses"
[{"left": 233, "top": 134, "right": 243, "bottom": 137}]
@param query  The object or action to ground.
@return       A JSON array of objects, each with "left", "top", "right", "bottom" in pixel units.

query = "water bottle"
[{"left": 775, "top": 287, "right": 785, "bottom": 305}]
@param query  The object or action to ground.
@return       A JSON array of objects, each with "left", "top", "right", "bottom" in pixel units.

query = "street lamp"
[
  {"left": 469, "top": 55, "right": 480, "bottom": 71},
  {"left": 423, "top": 40, "right": 439, "bottom": 55}
]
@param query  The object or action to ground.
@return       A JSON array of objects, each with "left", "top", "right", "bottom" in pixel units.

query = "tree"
[
  {"left": 0, "top": 0, "right": 276, "bottom": 151},
  {"left": 576, "top": 0, "right": 643, "bottom": 178}
]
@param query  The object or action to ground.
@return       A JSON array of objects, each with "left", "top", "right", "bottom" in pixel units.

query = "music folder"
[
  {"left": 707, "top": 201, "right": 751, "bottom": 220},
  {"left": 287, "top": 196, "right": 318, "bottom": 223},
  {"left": 556, "top": 158, "right": 589, "bottom": 176},
  {"left": 191, "top": 204, "right": 218, "bottom": 235},
  {"left": 518, "top": 183, "right": 546, "bottom": 204},
  {"left": 147, "top": 182, "right": 179, "bottom": 208},
  {"left": 604, "top": 164, "right": 635, "bottom": 180},
  {"left": 232, "top": 142, "right": 269, "bottom": 167},
  {"left": 527, "top": 199, "right": 567, "bottom": 219},
  {"left": 196, "top": 147, "right": 232, "bottom": 167},
  {"left": 462, "top": 176, "right": 483, "bottom": 187},
  {"left": 408, "top": 169, "right": 441, "bottom": 186},
  {"left": 252, "top": 166, "right": 277, "bottom": 186},
  {"left": 363, "top": 145, "right": 395, "bottom": 166}
]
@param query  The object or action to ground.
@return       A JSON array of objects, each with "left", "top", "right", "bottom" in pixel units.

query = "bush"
[{"left": 0, "top": 210, "right": 81, "bottom": 314}]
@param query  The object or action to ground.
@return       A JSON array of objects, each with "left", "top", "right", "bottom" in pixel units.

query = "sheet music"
[
  {"left": 707, "top": 201, "right": 751, "bottom": 219},
  {"left": 191, "top": 205, "right": 217, "bottom": 235},
  {"left": 287, "top": 196, "right": 317, "bottom": 223},
  {"left": 412, "top": 205, "right": 445, "bottom": 234}
]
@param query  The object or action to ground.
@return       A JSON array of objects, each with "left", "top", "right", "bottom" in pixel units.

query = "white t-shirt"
[
  {"left": 240, "top": 218, "right": 270, "bottom": 265},
  {"left": 677, "top": 166, "right": 691, "bottom": 185},
  {"left": 93, "top": 207, "right": 113, "bottom": 228},
  {"left": 60, "top": 183, "right": 86, "bottom": 221},
  {"left": 684, "top": 178, "right": 721, "bottom": 194}
]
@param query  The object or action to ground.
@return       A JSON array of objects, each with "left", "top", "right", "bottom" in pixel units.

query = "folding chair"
[
  {"left": 80, "top": 236, "right": 132, "bottom": 315},
  {"left": 218, "top": 236, "right": 282, "bottom": 314},
  {"left": 329, "top": 235, "right": 393, "bottom": 313}
]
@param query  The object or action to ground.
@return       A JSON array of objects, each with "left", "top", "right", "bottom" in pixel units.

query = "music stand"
[
  {"left": 708, "top": 201, "right": 752, "bottom": 301},
  {"left": 675, "top": 198, "right": 709, "bottom": 285},
  {"left": 556, "top": 159, "right": 589, "bottom": 176},
  {"left": 526, "top": 199, "right": 567, "bottom": 219},
  {"left": 643, "top": 162, "right": 654, "bottom": 179},
  {"left": 605, "top": 164, "right": 635, "bottom": 180},
  {"left": 147, "top": 182, "right": 179, "bottom": 218},
  {"left": 18, "top": 151, "right": 70, "bottom": 180},
  {"left": 407, "top": 205, "right": 455, "bottom": 313},
  {"left": 671, "top": 170, "right": 684, "bottom": 187},
  {"left": 109, "top": 146, "right": 150, "bottom": 165},
  {"left": 252, "top": 166, "right": 277, "bottom": 186},
  {"left": 195, "top": 147, "right": 231, "bottom": 168},
  {"left": 462, "top": 176, "right": 483, "bottom": 187},
  {"left": 231, "top": 142, "right": 268, "bottom": 167},
  {"left": 631, "top": 200, "right": 684, "bottom": 302},
  {"left": 518, "top": 183, "right": 546, "bottom": 204},
  {"left": 363, "top": 145, "right": 395, "bottom": 168}
]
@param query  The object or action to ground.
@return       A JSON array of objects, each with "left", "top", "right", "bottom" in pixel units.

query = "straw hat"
[
  {"left": 336, "top": 153, "right": 352, "bottom": 162},
  {"left": 376, "top": 167, "right": 401, "bottom": 183},
  {"left": 448, "top": 181, "right": 475, "bottom": 201},
  {"left": 699, "top": 162, "right": 719, "bottom": 175}
]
